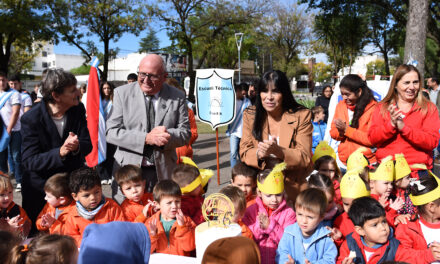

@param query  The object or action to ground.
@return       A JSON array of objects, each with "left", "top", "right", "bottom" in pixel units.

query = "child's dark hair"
[
  {"left": 7, "top": 234, "right": 77, "bottom": 264},
  {"left": 314, "top": 155, "right": 341, "bottom": 180},
  {"left": 219, "top": 185, "right": 246, "bottom": 216},
  {"left": 296, "top": 188, "right": 328, "bottom": 217},
  {"left": 409, "top": 174, "right": 440, "bottom": 216},
  {"left": 153, "top": 180, "right": 182, "bottom": 202},
  {"left": 311, "top": 106, "right": 324, "bottom": 120},
  {"left": 114, "top": 165, "right": 143, "bottom": 186},
  {"left": 171, "top": 164, "right": 200, "bottom": 188},
  {"left": 0, "top": 231, "right": 20, "bottom": 264},
  {"left": 348, "top": 197, "right": 385, "bottom": 227},
  {"left": 44, "top": 173, "right": 71, "bottom": 199},
  {"left": 69, "top": 167, "right": 101, "bottom": 194},
  {"left": 308, "top": 173, "right": 335, "bottom": 200},
  {"left": 257, "top": 169, "right": 273, "bottom": 184},
  {"left": 231, "top": 161, "right": 257, "bottom": 182}
]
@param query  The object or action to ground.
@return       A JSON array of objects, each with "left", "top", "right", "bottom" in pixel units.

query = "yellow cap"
[
  {"left": 347, "top": 147, "right": 369, "bottom": 171},
  {"left": 312, "top": 141, "right": 336, "bottom": 163},
  {"left": 409, "top": 171, "right": 440, "bottom": 206},
  {"left": 369, "top": 156, "right": 394, "bottom": 181},
  {"left": 257, "top": 162, "right": 286, "bottom": 194},
  {"left": 340, "top": 169, "right": 370, "bottom": 199},
  {"left": 394, "top": 154, "right": 411, "bottom": 181},
  {"left": 179, "top": 156, "right": 213, "bottom": 193}
]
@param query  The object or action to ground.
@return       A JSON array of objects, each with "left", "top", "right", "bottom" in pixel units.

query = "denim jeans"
[
  {"left": 229, "top": 135, "right": 241, "bottom": 168},
  {"left": 0, "top": 131, "right": 22, "bottom": 184}
]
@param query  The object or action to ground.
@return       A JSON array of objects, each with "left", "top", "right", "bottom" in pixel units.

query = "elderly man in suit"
[{"left": 106, "top": 54, "right": 191, "bottom": 201}]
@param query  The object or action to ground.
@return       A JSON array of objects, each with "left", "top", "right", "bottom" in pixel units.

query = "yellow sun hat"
[
  {"left": 409, "top": 171, "right": 440, "bottom": 206},
  {"left": 394, "top": 154, "right": 411, "bottom": 181},
  {"left": 340, "top": 169, "right": 370, "bottom": 199},
  {"left": 346, "top": 147, "right": 369, "bottom": 171},
  {"left": 257, "top": 162, "right": 286, "bottom": 195},
  {"left": 369, "top": 156, "right": 394, "bottom": 182},
  {"left": 312, "top": 141, "right": 336, "bottom": 163},
  {"left": 180, "top": 156, "right": 213, "bottom": 194}
]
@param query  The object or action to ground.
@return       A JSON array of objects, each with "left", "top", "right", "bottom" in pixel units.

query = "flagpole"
[{"left": 216, "top": 128, "right": 220, "bottom": 185}]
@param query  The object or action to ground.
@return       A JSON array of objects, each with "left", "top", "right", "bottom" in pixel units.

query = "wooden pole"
[{"left": 216, "top": 128, "right": 220, "bottom": 185}]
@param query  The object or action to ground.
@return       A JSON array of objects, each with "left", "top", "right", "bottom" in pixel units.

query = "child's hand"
[
  {"left": 142, "top": 200, "right": 154, "bottom": 217},
  {"left": 326, "top": 226, "right": 342, "bottom": 241},
  {"left": 389, "top": 197, "right": 404, "bottom": 211},
  {"left": 341, "top": 256, "right": 355, "bottom": 264},
  {"left": 42, "top": 213, "right": 56, "bottom": 227},
  {"left": 429, "top": 242, "right": 440, "bottom": 260},
  {"left": 305, "top": 259, "right": 311, "bottom": 264},
  {"left": 394, "top": 214, "right": 411, "bottom": 226},
  {"left": 176, "top": 209, "right": 185, "bottom": 226},
  {"left": 257, "top": 212, "right": 269, "bottom": 230},
  {"left": 149, "top": 217, "right": 157, "bottom": 236},
  {"left": 7, "top": 215, "right": 22, "bottom": 230},
  {"left": 378, "top": 194, "right": 388, "bottom": 207},
  {"left": 285, "top": 254, "right": 295, "bottom": 264}
]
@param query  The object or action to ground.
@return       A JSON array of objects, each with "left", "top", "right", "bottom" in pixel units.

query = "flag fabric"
[{"left": 85, "top": 57, "right": 106, "bottom": 167}]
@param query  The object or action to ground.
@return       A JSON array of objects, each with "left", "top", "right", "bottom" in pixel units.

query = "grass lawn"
[{"left": 196, "top": 121, "right": 228, "bottom": 134}]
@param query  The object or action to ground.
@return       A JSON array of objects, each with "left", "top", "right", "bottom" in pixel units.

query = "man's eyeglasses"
[{"left": 138, "top": 72, "right": 163, "bottom": 81}]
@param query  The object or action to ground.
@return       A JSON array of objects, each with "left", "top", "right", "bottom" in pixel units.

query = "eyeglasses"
[{"left": 138, "top": 72, "right": 163, "bottom": 81}]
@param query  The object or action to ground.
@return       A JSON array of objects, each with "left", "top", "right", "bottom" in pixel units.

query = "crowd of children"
[{"left": 1, "top": 145, "right": 440, "bottom": 264}]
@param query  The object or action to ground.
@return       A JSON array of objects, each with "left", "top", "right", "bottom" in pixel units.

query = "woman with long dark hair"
[
  {"left": 240, "top": 70, "right": 313, "bottom": 202},
  {"left": 98, "top": 81, "right": 116, "bottom": 185},
  {"left": 330, "top": 74, "right": 377, "bottom": 166},
  {"left": 369, "top": 64, "right": 440, "bottom": 171},
  {"left": 315, "top": 85, "right": 333, "bottom": 123}
]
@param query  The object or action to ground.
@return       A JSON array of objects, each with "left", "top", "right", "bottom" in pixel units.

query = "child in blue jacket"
[
  {"left": 312, "top": 106, "right": 327, "bottom": 153},
  {"left": 276, "top": 188, "right": 337, "bottom": 264}
]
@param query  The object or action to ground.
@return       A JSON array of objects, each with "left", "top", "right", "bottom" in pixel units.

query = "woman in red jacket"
[
  {"left": 368, "top": 64, "right": 440, "bottom": 171},
  {"left": 330, "top": 74, "right": 377, "bottom": 166}
]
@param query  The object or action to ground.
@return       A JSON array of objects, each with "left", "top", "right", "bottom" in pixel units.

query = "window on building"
[
  {"left": 48, "top": 62, "right": 51, "bottom": 67},
  {"left": 53, "top": 61, "right": 56, "bottom": 66},
  {"left": 42, "top": 51, "right": 47, "bottom": 57},
  {"left": 42, "top": 62, "right": 48, "bottom": 68}
]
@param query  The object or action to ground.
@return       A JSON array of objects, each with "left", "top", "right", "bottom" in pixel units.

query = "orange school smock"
[
  {"left": 64, "top": 198, "right": 125, "bottom": 246},
  {"left": 145, "top": 211, "right": 196, "bottom": 256},
  {"left": 238, "top": 220, "right": 253, "bottom": 239},
  {"left": 246, "top": 194, "right": 256, "bottom": 208},
  {"left": 333, "top": 212, "right": 355, "bottom": 239},
  {"left": 120, "top": 192, "right": 153, "bottom": 222},
  {"left": 1, "top": 201, "right": 31, "bottom": 235},
  {"left": 36, "top": 200, "right": 75, "bottom": 234},
  {"left": 330, "top": 99, "right": 377, "bottom": 165}
]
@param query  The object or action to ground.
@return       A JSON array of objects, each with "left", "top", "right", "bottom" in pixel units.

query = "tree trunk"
[
  {"left": 404, "top": 0, "right": 429, "bottom": 79},
  {"left": 103, "top": 38, "right": 109, "bottom": 82},
  {"left": 187, "top": 41, "right": 195, "bottom": 103}
]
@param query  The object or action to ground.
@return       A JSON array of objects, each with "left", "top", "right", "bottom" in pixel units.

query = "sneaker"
[
  {"left": 107, "top": 179, "right": 113, "bottom": 185},
  {"left": 15, "top": 183, "right": 21, "bottom": 192},
  {"left": 101, "top": 180, "right": 108, "bottom": 185}
]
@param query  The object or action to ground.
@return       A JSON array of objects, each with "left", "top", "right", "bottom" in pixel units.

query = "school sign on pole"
[
  {"left": 195, "top": 69, "right": 236, "bottom": 129},
  {"left": 195, "top": 69, "right": 236, "bottom": 185}
]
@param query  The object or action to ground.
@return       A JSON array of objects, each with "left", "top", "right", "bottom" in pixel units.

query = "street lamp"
[{"left": 235, "top": 32, "right": 244, "bottom": 83}]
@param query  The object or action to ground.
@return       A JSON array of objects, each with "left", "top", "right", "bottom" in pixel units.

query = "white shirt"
[
  {"left": 51, "top": 115, "right": 66, "bottom": 137},
  {"left": 231, "top": 99, "right": 244, "bottom": 138},
  {"left": 141, "top": 93, "right": 159, "bottom": 167},
  {"left": 19, "top": 91, "right": 32, "bottom": 116},
  {"left": 419, "top": 218, "right": 440, "bottom": 264},
  {"left": 364, "top": 250, "right": 374, "bottom": 261},
  {"left": 430, "top": 88, "right": 439, "bottom": 104},
  {"left": 0, "top": 89, "right": 22, "bottom": 131}
]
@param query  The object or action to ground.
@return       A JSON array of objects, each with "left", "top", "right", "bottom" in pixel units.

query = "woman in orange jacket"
[{"left": 330, "top": 74, "right": 377, "bottom": 166}]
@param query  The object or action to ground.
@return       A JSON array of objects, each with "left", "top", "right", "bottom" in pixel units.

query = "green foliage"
[
  {"left": 45, "top": 0, "right": 148, "bottom": 80},
  {"left": 366, "top": 59, "right": 387, "bottom": 75},
  {"left": 296, "top": 99, "right": 315, "bottom": 109},
  {"left": 70, "top": 64, "right": 92, "bottom": 75},
  {"left": 426, "top": 38, "right": 440, "bottom": 77},
  {"left": 8, "top": 42, "right": 44, "bottom": 75},
  {"left": 312, "top": 62, "right": 333, "bottom": 83},
  {"left": 138, "top": 29, "right": 160, "bottom": 53},
  {"left": 0, "top": 0, "right": 53, "bottom": 73}
]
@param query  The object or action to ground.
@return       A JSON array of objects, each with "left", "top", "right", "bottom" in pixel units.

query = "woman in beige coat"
[{"left": 240, "top": 70, "right": 313, "bottom": 203}]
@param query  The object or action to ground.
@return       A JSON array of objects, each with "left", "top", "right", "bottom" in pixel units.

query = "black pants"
[
  {"left": 111, "top": 161, "right": 158, "bottom": 204},
  {"left": 97, "top": 143, "right": 116, "bottom": 181},
  {"left": 22, "top": 180, "right": 46, "bottom": 236}
]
